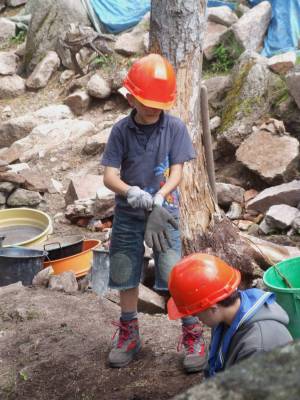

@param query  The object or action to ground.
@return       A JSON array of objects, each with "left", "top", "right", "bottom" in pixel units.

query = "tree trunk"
[
  {"left": 150, "top": 0, "right": 217, "bottom": 247},
  {"left": 149, "top": 0, "right": 262, "bottom": 282}
]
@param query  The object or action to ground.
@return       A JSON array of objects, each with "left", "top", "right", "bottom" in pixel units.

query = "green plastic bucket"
[{"left": 263, "top": 257, "right": 300, "bottom": 339}]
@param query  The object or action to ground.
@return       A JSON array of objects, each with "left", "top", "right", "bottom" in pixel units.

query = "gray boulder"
[
  {"left": 236, "top": 130, "right": 299, "bottom": 184},
  {"left": 232, "top": 1, "right": 271, "bottom": 52},
  {"left": 7, "top": 188, "right": 42, "bottom": 207},
  {"left": 172, "top": 342, "right": 300, "bottom": 400},
  {"left": 24, "top": 0, "right": 90, "bottom": 73},
  {"left": 0, "top": 75, "right": 25, "bottom": 99},
  {"left": 207, "top": 6, "right": 238, "bottom": 27},
  {"left": 217, "top": 51, "right": 271, "bottom": 154},
  {"left": 247, "top": 180, "right": 300, "bottom": 213},
  {"left": 286, "top": 66, "right": 300, "bottom": 110},
  {"left": 0, "top": 18, "right": 15, "bottom": 42},
  {"left": 265, "top": 204, "right": 300, "bottom": 230}
]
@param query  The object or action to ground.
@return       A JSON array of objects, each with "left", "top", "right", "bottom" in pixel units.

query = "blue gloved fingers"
[
  {"left": 153, "top": 234, "right": 162, "bottom": 253},
  {"left": 168, "top": 215, "right": 179, "bottom": 230},
  {"left": 158, "top": 232, "right": 169, "bottom": 253}
]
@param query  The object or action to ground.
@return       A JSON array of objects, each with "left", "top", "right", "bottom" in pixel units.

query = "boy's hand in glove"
[
  {"left": 126, "top": 186, "right": 153, "bottom": 210},
  {"left": 144, "top": 205, "right": 178, "bottom": 252}
]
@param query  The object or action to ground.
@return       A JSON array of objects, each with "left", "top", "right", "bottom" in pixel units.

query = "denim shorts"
[{"left": 109, "top": 211, "right": 181, "bottom": 291}]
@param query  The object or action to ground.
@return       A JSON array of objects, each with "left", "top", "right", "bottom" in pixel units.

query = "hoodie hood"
[{"left": 245, "top": 301, "right": 289, "bottom": 326}]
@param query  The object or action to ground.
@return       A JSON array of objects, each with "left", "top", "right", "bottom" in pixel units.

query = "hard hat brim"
[
  {"left": 167, "top": 297, "right": 188, "bottom": 320},
  {"left": 134, "top": 93, "right": 175, "bottom": 110}
]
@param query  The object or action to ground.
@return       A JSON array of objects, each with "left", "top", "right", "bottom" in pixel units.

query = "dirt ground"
[{"left": 0, "top": 285, "right": 207, "bottom": 400}]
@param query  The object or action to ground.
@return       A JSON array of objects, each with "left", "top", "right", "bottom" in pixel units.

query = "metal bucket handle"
[{"left": 43, "top": 242, "right": 62, "bottom": 251}]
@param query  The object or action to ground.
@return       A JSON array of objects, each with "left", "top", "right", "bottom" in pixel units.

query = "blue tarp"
[
  {"left": 87, "top": 0, "right": 300, "bottom": 58},
  {"left": 90, "top": 0, "right": 150, "bottom": 34},
  {"left": 248, "top": 0, "right": 300, "bottom": 57},
  {"left": 207, "top": 1, "right": 237, "bottom": 9}
]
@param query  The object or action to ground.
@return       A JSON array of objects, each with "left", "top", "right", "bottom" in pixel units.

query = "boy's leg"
[
  {"left": 108, "top": 212, "right": 145, "bottom": 368},
  {"left": 154, "top": 219, "right": 206, "bottom": 373}
]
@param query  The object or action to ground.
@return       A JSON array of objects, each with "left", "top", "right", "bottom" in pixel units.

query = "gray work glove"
[
  {"left": 126, "top": 186, "right": 153, "bottom": 210},
  {"left": 144, "top": 205, "right": 178, "bottom": 253}
]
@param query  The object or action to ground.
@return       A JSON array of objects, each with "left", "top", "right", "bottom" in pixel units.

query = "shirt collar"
[{"left": 128, "top": 109, "right": 166, "bottom": 131}]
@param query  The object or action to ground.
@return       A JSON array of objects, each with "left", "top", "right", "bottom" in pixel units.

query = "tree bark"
[
  {"left": 150, "top": 0, "right": 217, "bottom": 249},
  {"left": 149, "top": 0, "right": 262, "bottom": 281}
]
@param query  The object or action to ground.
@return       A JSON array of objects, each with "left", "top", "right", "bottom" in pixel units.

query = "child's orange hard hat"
[
  {"left": 167, "top": 253, "right": 241, "bottom": 320},
  {"left": 123, "top": 53, "right": 176, "bottom": 110}
]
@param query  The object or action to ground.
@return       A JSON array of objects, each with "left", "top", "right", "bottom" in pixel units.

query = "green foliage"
[
  {"left": 10, "top": 30, "right": 26, "bottom": 45},
  {"left": 296, "top": 54, "right": 300, "bottom": 65},
  {"left": 218, "top": 61, "right": 255, "bottom": 132},
  {"left": 19, "top": 370, "right": 28, "bottom": 381},
  {"left": 269, "top": 75, "right": 289, "bottom": 108},
  {"left": 90, "top": 54, "right": 116, "bottom": 70},
  {"left": 210, "top": 44, "right": 235, "bottom": 74}
]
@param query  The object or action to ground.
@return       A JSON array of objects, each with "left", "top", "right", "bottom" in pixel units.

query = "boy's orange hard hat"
[
  {"left": 123, "top": 53, "right": 176, "bottom": 110},
  {"left": 167, "top": 253, "right": 241, "bottom": 320}
]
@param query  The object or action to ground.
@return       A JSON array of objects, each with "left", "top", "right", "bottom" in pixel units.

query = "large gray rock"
[
  {"left": 274, "top": 96, "right": 300, "bottom": 141},
  {"left": 63, "top": 90, "right": 91, "bottom": 116},
  {"left": 265, "top": 204, "right": 300, "bottom": 230},
  {"left": 82, "top": 127, "right": 110, "bottom": 156},
  {"left": 87, "top": 73, "right": 111, "bottom": 99},
  {"left": 268, "top": 51, "right": 296, "bottom": 75},
  {"left": 26, "top": 51, "right": 60, "bottom": 89},
  {"left": 202, "top": 75, "right": 232, "bottom": 113},
  {"left": 217, "top": 51, "right": 271, "bottom": 154},
  {"left": 65, "top": 174, "right": 104, "bottom": 205},
  {"left": 236, "top": 130, "right": 299, "bottom": 184},
  {"left": 114, "top": 12, "right": 149, "bottom": 56},
  {"left": 286, "top": 67, "right": 300, "bottom": 110},
  {"left": 0, "top": 18, "right": 15, "bottom": 42},
  {"left": 7, "top": 188, "right": 42, "bottom": 207},
  {"left": 216, "top": 182, "right": 245, "bottom": 207},
  {"left": 6, "top": 0, "right": 27, "bottom": 6},
  {"left": 207, "top": 6, "right": 238, "bottom": 27},
  {"left": 0, "top": 104, "right": 73, "bottom": 148},
  {"left": 247, "top": 180, "right": 300, "bottom": 213},
  {"left": 232, "top": 1, "right": 271, "bottom": 51},
  {"left": 24, "top": 0, "right": 90, "bottom": 72},
  {"left": 8, "top": 119, "right": 95, "bottom": 162},
  {"left": 0, "top": 75, "right": 25, "bottom": 99},
  {"left": 172, "top": 342, "right": 300, "bottom": 400},
  {"left": 0, "top": 52, "right": 18, "bottom": 76}
]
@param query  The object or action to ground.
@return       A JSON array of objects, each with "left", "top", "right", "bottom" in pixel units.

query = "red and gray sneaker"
[
  {"left": 108, "top": 318, "right": 142, "bottom": 368},
  {"left": 178, "top": 323, "right": 206, "bottom": 373}
]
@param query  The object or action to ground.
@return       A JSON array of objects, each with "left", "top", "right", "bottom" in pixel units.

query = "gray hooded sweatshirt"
[{"left": 224, "top": 301, "right": 293, "bottom": 369}]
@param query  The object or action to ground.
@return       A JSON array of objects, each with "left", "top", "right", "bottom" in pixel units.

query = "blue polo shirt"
[{"left": 101, "top": 110, "right": 196, "bottom": 218}]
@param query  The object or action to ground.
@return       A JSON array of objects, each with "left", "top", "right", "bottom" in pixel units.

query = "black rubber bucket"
[
  {"left": 42, "top": 235, "right": 84, "bottom": 261},
  {"left": 0, "top": 247, "right": 47, "bottom": 287}
]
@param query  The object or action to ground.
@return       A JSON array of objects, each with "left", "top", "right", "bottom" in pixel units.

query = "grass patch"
[{"left": 10, "top": 30, "right": 26, "bottom": 45}]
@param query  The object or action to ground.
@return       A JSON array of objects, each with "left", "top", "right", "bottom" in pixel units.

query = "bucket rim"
[{"left": 263, "top": 256, "right": 300, "bottom": 293}]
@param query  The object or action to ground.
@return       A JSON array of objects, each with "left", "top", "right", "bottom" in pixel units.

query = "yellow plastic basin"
[
  {"left": 0, "top": 208, "right": 53, "bottom": 247},
  {"left": 44, "top": 239, "right": 101, "bottom": 277}
]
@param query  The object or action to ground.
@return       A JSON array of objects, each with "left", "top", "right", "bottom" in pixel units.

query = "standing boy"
[
  {"left": 167, "top": 253, "right": 293, "bottom": 376},
  {"left": 102, "top": 54, "right": 206, "bottom": 372}
]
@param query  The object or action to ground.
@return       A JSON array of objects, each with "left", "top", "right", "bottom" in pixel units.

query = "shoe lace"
[
  {"left": 177, "top": 325, "right": 205, "bottom": 355},
  {"left": 111, "top": 321, "right": 132, "bottom": 349}
]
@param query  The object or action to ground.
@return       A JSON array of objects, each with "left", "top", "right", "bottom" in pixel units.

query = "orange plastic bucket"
[{"left": 44, "top": 239, "right": 101, "bottom": 277}]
